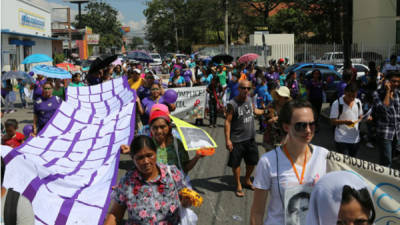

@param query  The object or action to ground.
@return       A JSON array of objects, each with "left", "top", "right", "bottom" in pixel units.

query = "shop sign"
[
  {"left": 87, "top": 34, "right": 100, "bottom": 45},
  {"left": 19, "top": 9, "right": 45, "bottom": 31}
]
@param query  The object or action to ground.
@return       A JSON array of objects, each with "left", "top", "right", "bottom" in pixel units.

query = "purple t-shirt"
[
  {"left": 34, "top": 96, "right": 62, "bottom": 131},
  {"left": 266, "top": 72, "right": 279, "bottom": 83},
  {"left": 33, "top": 79, "right": 47, "bottom": 100},
  {"left": 183, "top": 70, "right": 192, "bottom": 83},
  {"left": 306, "top": 80, "right": 324, "bottom": 100},
  {"left": 137, "top": 86, "right": 151, "bottom": 100},
  {"left": 337, "top": 81, "right": 347, "bottom": 98}
]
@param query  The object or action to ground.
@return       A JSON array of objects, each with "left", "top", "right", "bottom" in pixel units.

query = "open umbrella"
[
  {"left": 238, "top": 53, "right": 260, "bottom": 63},
  {"left": 22, "top": 54, "right": 52, "bottom": 64},
  {"left": 88, "top": 54, "right": 118, "bottom": 75},
  {"left": 56, "top": 62, "right": 77, "bottom": 72},
  {"left": 32, "top": 65, "right": 71, "bottom": 79},
  {"left": 212, "top": 54, "right": 233, "bottom": 64},
  {"left": 127, "top": 51, "right": 154, "bottom": 63},
  {"left": 1, "top": 71, "right": 34, "bottom": 83}
]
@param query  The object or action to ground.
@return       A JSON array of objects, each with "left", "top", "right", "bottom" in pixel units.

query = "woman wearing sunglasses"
[
  {"left": 139, "top": 82, "right": 164, "bottom": 125},
  {"left": 250, "top": 99, "right": 329, "bottom": 225}
]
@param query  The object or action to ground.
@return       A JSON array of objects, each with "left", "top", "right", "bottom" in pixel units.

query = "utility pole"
[
  {"left": 224, "top": 0, "right": 229, "bottom": 54},
  {"left": 173, "top": 13, "right": 179, "bottom": 52},
  {"left": 343, "top": 0, "right": 352, "bottom": 69},
  {"left": 67, "top": 8, "right": 72, "bottom": 54}
]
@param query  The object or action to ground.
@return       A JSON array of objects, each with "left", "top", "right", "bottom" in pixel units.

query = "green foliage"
[
  {"left": 129, "top": 37, "right": 144, "bottom": 50},
  {"left": 74, "top": 1, "right": 123, "bottom": 51},
  {"left": 269, "top": 8, "right": 311, "bottom": 42},
  {"left": 53, "top": 53, "right": 65, "bottom": 64}
]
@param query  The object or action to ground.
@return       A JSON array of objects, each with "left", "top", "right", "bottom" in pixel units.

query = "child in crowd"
[{"left": 2, "top": 119, "right": 24, "bottom": 148}]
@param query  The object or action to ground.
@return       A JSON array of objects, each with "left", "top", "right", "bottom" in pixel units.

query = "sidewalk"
[{"left": 2, "top": 96, "right": 34, "bottom": 133}]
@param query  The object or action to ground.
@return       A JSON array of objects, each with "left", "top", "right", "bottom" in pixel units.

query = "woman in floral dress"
[{"left": 105, "top": 135, "right": 192, "bottom": 225}]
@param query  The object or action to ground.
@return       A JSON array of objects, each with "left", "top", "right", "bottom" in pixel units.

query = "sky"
[{"left": 46, "top": 0, "right": 147, "bottom": 37}]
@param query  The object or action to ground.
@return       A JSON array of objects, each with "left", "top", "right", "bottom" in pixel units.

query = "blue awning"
[
  {"left": 9, "top": 39, "right": 36, "bottom": 46},
  {"left": 1, "top": 29, "right": 59, "bottom": 40}
]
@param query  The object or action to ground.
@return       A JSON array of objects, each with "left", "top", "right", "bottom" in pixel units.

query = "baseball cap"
[{"left": 149, "top": 109, "right": 170, "bottom": 125}]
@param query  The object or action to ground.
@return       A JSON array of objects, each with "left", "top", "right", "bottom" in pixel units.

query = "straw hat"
[{"left": 271, "top": 86, "right": 291, "bottom": 100}]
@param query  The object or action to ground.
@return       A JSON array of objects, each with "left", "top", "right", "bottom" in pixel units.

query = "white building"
[
  {"left": 1, "top": 0, "right": 54, "bottom": 72},
  {"left": 250, "top": 32, "right": 294, "bottom": 66},
  {"left": 353, "top": 0, "right": 399, "bottom": 53}
]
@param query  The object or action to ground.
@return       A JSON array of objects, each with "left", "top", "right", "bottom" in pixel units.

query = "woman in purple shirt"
[
  {"left": 306, "top": 69, "right": 324, "bottom": 129},
  {"left": 33, "top": 82, "right": 62, "bottom": 135}
]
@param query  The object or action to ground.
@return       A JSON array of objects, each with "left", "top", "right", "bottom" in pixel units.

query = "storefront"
[{"left": 1, "top": 0, "right": 55, "bottom": 72}]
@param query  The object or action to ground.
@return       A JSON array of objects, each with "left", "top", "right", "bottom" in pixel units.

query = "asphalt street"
[{"left": 3, "top": 99, "right": 399, "bottom": 225}]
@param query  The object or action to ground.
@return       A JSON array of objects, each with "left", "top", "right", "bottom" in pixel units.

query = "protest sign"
[
  {"left": 326, "top": 152, "right": 400, "bottom": 225},
  {"left": 2, "top": 77, "right": 136, "bottom": 225},
  {"left": 170, "top": 86, "right": 207, "bottom": 119},
  {"left": 170, "top": 115, "right": 217, "bottom": 151}
]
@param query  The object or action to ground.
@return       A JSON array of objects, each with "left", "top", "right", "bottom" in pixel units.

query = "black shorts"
[{"left": 228, "top": 138, "right": 259, "bottom": 168}]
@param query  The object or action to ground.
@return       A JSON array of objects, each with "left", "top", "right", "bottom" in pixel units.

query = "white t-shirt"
[
  {"left": 253, "top": 145, "right": 329, "bottom": 225},
  {"left": 329, "top": 97, "right": 363, "bottom": 143}
]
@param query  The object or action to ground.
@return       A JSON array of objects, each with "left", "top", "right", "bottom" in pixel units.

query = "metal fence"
[{"left": 198, "top": 43, "right": 399, "bottom": 67}]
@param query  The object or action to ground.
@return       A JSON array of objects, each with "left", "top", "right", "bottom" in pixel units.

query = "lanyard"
[{"left": 283, "top": 145, "right": 308, "bottom": 185}]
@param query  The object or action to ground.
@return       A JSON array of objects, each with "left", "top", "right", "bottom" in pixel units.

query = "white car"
[
  {"left": 150, "top": 53, "right": 162, "bottom": 65},
  {"left": 336, "top": 63, "right": 369, "bottom": 80}
]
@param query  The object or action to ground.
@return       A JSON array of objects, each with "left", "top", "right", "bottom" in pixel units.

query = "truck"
[{"left": 315, "top": 52, "right": 362, "bottom": 65}]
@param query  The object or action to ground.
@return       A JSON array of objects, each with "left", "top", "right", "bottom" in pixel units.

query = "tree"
[
  {"left": 74, "top": 1, "right": 123, "bottom": 52},
  {"left": 130, "top": 37, "right": 144, "bottom": 49},
  {"left": 243, "top": 0, "right": 287, "bottom": 28}
]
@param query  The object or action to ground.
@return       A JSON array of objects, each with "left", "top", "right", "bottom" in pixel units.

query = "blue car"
[{"left": 284, "top": 63, "right": 335, "bottom": 75}]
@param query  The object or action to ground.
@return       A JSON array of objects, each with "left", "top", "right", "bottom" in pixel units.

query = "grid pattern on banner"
[{"left": 1, "top": 77, "right": 136, "bottom": 225}]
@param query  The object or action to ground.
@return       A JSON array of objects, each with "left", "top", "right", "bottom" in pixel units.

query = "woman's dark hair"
[
  {"left": 43, "top": 81, "right": 54, "bottom": 88},
  {"left": 278, "top": 99, "right": 314, "bottom": 127},
  {"left": 311, "top": 69, "right": 322, "bottom": 81},
  {"left": 287, "top": 71, "right": 296, "bottom": 80},
  {"left": 341, "top": 185, "right": 375, "bottom": 224},
  {"left": 130, "top": 135, "right": 157, "bottom": 158},
  {"left": 344, "top": 82, "right": 359, "bottom": 93},
  {"left": 72, "top": 73, "right": 81, "bottom": 79}
]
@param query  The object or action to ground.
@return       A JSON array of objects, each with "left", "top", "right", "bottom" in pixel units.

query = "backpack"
[
  {"left": 335, "top": 98, "right": 361, "bottom": 130},
  {"left": 4, "top": 188, "right": 20, "bottom": 225}
]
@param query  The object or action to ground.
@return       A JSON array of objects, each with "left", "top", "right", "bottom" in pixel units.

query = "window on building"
[
  {"left": 398, "top": 0, "right": 400, "bottom": 16},
  {"left": 23, "top": 44, "right": 32, "bottom": 72},
  {"left": 397, "top": 21, "right": 400, "bottom": 44}
]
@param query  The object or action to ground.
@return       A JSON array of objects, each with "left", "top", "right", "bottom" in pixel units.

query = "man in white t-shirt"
[{"left": 330, "top": 83, "right": 363, "bottom": 157}]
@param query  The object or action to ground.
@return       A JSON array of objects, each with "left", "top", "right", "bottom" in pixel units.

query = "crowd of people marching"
[{"left": 1, "top": 53, "right": 399, "bottom": 225}]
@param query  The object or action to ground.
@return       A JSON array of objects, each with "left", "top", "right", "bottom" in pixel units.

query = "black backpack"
[
  {"left": 4, "top": 188, "right": 20, "bottom": 225},
  {"left": 333, "top": 98, "right": 361, "bottom": 130}
]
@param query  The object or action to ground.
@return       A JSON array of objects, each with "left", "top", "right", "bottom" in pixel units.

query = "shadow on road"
[{"left": 191, "top": 175, "right": 236, "bottom": 194}]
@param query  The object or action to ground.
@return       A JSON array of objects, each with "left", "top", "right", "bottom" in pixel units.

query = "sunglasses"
[
  {"left": 43, "top": 87, "right": 52, "bottom": 90},
  {"left": 240, "top": 86, "right": 252, "bottom": 90},
  {"left": 294, "top": 121, "right": 316, "bottom": 132},
  {"left": 151, "top": 88, "right": 160, "bottom": 91}
]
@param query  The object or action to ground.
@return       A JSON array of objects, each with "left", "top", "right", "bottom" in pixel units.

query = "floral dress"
[{"left": 112, "top": 164, "right": 186, "bottom": 225}]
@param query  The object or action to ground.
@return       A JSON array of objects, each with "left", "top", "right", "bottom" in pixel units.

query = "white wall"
[
  {"left": 353, "top": 0, "right": 397, "bottom": 48},
  {"left": 250, "top": 33, "right": 295, "bottom": 65},
  {"left": 2, "top": 0, "right": 51, "bottom": 37}
]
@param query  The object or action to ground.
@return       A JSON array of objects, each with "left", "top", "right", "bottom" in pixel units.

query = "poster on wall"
[{"left": 19, "top": 9, "right": 45, "bottom": 31}]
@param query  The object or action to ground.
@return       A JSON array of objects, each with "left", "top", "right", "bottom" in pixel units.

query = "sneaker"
[
  {"left": 366, "top": 142, "right": 374, "bottom": 148},
  {"left": 9, "top": 110, "right": 15, "bottom": 113}
]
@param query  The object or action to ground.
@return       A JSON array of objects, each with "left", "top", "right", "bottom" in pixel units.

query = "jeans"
[
  {"left": 209, "top": 99, "right": 217, "bottom": 126},
  {"left": 19, "top": 91, "right": 26, "bottom": 107},
  {"left": 378, "top": 136, "right": 400, "bottom": 168},
  {"left": 335, "top": 141, "right": 360, "bottom": 157}
]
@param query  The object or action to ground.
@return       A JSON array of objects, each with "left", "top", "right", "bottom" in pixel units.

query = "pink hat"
[{"left": 150, "top": 103, "right": 169, "bottom": 114}]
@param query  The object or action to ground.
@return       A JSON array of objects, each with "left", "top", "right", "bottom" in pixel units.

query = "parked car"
[
  {"left": 294, "top": 53, "right": 316, "bottom": 63},
  {"left": 150, "top": 53, "right": 162, "bottom": 65},
  {"left": 335, "top": 63, "right": 369, "bottom": 80},
  {"left": 355, "top": 51, "right": 383, "bottom": 64},
  {"left": 284, "top": 63, "right": 335, "bottom": 75},
  {"left": 303, "top": 68, "right": 342, "bottom": 104},
  {"left": 315, "top": 52, "right": 362, "bottom": 64}
]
